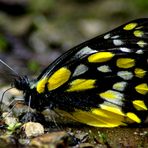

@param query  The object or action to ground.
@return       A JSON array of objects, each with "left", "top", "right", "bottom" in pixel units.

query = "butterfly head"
[
  {"left": 13, "top": 76, "right": 30, "bottom": 92},
  {"left": 13, "top": 76, "right": 45, "bottom": 110}
]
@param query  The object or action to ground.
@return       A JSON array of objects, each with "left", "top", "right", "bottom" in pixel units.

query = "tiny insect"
[{"left": 2, "top": 18, "right": 148, "bottom": 127}]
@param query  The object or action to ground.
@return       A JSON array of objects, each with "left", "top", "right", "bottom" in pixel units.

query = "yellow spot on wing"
[
  {"left": 66, "top": 79, "right": 96, "bottom": 92},
  {"left": 72, "top": 109, "right": 126, "bottom": 127},
  {"left": 100, "top": 91, "right": 116, "bottom": 99},
  {"left": 47, "top": 67, "right": 71, "bottom": 91},
  {"left": 116, "top": 58, "right": 135, "bottom": 68},
  {"left": 123, "top": 23, "right": 137, "bottom": 30},
  {"left": 135, "top": 83, "right": 148, "bottom": 95},
  {"left": 134, "top": 68, "right": 146, "bottom": 78},
  {"left": 100, "top": 102, "right": 125, "bottom": 116},
  {"left": 36, "top": 78, "right": 48, "bottom": 93},
  {"left": 126, "top": 112, "right": 141, "bottom": 123},
  {"left": 133, "top": 100, "right": 147, "bottom": 110},
  {"left": 88, "top": 52, "right": 114, "bottom": 63},
  {"left": 99, "top": 90, "right": 123, "bottom": 100},
  {"left": 133, "top": 30, "right": 144, "bottom": 37}
]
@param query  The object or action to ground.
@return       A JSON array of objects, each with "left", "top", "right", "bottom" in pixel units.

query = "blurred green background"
[{"left": 0, "top": 0, "right": 148, "bottom": 81}]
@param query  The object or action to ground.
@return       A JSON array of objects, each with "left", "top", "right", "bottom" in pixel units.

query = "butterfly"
[{"left": 10, "top": 18, "right": 148, "bottom": 127}]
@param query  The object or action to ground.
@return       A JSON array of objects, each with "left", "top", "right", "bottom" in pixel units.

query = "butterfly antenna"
[
  {"left": 0, "top": 59, "right": 19, "bottom": 77},
  {"left": 1, "top": 101, "right": 19, "bottom": 126},
  {"left": 3, "top": 102, "right": 17, "bottom": 118},
  {"left": 27, "top": 96, "right": 32, "bottom": 113}
]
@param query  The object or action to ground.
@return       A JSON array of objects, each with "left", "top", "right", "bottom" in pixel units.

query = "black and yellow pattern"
[{"left": 14, "top": 18, "right": 148, "bottom": 127}]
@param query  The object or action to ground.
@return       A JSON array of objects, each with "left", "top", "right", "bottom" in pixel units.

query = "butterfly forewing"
[{"left": 27, "top": 19, "right": 148, "bottom": 127}]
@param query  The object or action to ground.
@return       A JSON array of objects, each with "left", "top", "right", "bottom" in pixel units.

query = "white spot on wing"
[
  {"left": 136, "top": 49, "right": 143, "bottom": 54},
  {"left": 113, "top": 81, "right": 127, "bottom": 91},
  {"left": 76, "top": 46, "right": 97, "bottom": 57},
  {"left": 104, "top": 33, "right": 110, "bottom": 39},
  {"left": 73, "top": 64, "right": 88, "bottom": 77},
  {"left": 111, "top": 35, "right": 120, "bottom": 39},
  {"left": 119, "top": 47, "right": 131, "bottom": 53},
  {"left": 97, "top": 65, "right": 112, "bottom": 73},
  {"left": 137, "top": 40, "right": 147, "bottom": 48},
  {"left": 113, "top": 39, "right": 123, "bottom": 46},
  {"left": 117, "top": 71, "right": 133, "bottom": 80},
  {"left": 100, "top": 90, "right": 124, "bottom": 105}
]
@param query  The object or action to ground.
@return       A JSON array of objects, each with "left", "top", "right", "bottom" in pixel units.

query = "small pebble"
[
  {"left": 22, "top": 122, "right": 44, "bottom": 138},
  {"left": 2, "top": 112, "right": 18, "bottom": 126}
]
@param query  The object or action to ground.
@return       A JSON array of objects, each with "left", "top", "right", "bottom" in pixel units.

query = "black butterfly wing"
[
  {"left": 37, "top": 18, "right": 148, "bottom": 79},
  {"left": 34, "top": 18, "right": 148, "bottom": 127}
]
